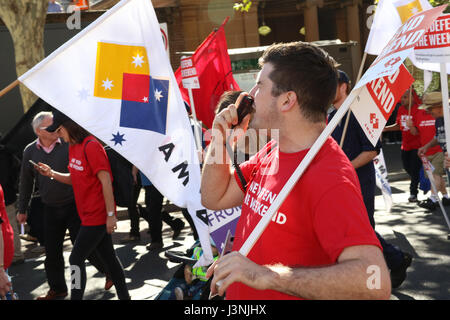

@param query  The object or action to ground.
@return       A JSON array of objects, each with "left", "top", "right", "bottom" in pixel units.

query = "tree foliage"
[
  {"left": 0, "top": 1, "right": 48, "bottom": 112},
  {"left": 233, "top": 0, "right": 252, "bottom": 12}
]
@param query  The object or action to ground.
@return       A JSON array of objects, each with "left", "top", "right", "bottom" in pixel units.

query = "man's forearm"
[
  {"left": 383, "top": 123, "right": 399, "bottom": 132},
  {"left": 409, "top": 126, "right": 419, "bottom": 136},
  {"left": 425, "top": 138, "right": 438, "bottom": 150},
  {"left": 208, "top": 246, "right": 391, "bottom": 300},
  {"left": 351, "top": 151, "right": 378, "bottom": 170},
  {"left": 268, "top": 259, "right": 388, "bottom": 300},
  {"left": 201, "top": 138, "right": 233, "bottom": 209}
]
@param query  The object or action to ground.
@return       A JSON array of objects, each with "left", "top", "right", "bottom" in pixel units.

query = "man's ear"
[
  {"left": 280, "top": 91, "right": 297, "bottom": 112},
  {"left": 341, "top": 83, "right": 348, "bottom": 95}
]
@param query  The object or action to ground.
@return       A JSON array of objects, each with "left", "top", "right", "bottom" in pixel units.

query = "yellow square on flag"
[
  {"left": 395, "top": 0, "right": 423, "bottom": 23},
  {"left": 94, "top": 42, "right": 150, "bottom": 100}
]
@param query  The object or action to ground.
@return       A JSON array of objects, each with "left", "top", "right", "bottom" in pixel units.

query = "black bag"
[
  {"left": 84, "top": 140, "right": 134, "bottom": 208},
  {"left": 104, "top": 146, "right": 134, "bottom": 208}
]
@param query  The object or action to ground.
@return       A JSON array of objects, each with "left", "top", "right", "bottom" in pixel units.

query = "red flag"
[{"left": 175, "top": 19, "right": 240, "bottom": 128}]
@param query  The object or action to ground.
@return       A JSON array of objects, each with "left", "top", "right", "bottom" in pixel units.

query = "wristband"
[
  {"left": 107, "top": 211, "right": 114, "bottom": 217},
  {"left": 50, "top": 170, "right": 54, "bottom": 180}
]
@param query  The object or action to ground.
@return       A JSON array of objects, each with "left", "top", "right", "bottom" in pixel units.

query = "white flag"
[
  {"left": 365, "top": 0, "right": 450, "bottom": 73},
  {"left": 373, "top": 150, "right": 393, "bottom": 212},
  {"left": 18, "top": 0, "right": 213, "bottom": 266}
]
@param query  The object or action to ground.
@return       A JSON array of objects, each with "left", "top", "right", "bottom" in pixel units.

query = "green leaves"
[{"left": 233, "top": 0, "right": 252, "bottom": 13}]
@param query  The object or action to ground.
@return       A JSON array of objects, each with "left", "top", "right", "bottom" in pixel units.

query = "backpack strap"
[{"left": 83, "top": 139, "right": 95, "bottom": 164}]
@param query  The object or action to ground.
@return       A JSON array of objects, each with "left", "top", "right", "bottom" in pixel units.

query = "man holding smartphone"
[{"left": 17, "top": 110, "right": 110, "bottom": 300}]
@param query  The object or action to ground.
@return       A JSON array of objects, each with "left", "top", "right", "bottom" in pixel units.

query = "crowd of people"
[{"left": 1, "top": 41, "right": 449, "bottom": 300}]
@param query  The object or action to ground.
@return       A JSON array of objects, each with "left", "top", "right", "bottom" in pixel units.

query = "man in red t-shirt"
[
  {"left": 384, "top": 89, "right": 422, "bottom": 202},
  {"left": 416, "top": 92, "right": 450, "bottom": 210},
  {"left": 201, "top": 42, "right": 390, "bottom": 300},
  {"left": 412, "top": 106, "right": 448, "bottom": 211}
]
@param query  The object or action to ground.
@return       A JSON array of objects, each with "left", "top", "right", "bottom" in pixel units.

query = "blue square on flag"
[{"left": 120, "top": 76, "right": 169, "bottom": 134}]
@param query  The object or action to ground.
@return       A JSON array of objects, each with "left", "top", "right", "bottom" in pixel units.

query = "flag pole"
[
  {"left": 421, "top": 156, "right": 450, "bottom": 233},
  {"left": 187, "top": 88, "right": 203, "bottom": 156},
  {"left": 0, "top": 79, "right": 20, "bottom": 99},
  {"left": 339, "top": 52, "right": 367, "bottom": 147},
  {"left": 407, "top": 84, "right": 413, "bottom": 115},
  {"left": 408, "top": 65, "right": 414, "bottom": 116}
]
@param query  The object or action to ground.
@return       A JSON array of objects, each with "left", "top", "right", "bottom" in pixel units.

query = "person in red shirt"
[
  {"left": 384, "top": 89, "right": 422, "bottom": 202},
  {"left": 0, "top": 183, "right": 15, "bottom": 299},
  {"left": 35, "top": 110, "right": 130, "bottom": 300},
  {"left": 70, "top": 0, "right": 89, "bottom": 10},
  {"left": 416, "top": 92, "right": 450, "bottom": 210},
  {"left": 201, "top": 42, "right": 390, "bottom": 300},
  {"left": 411, "top": 102, "right": 448, "bottom": 211}
]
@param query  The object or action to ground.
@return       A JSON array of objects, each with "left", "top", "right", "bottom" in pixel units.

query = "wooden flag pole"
[
  {"left": 407, "top": 84, "right": 413, "bottom": 115},
  {"left": 408, "top": 65, "right": 414, "bottom": 116},
  {"left": 187, "top": 87, "right": 204, "bottom": 157},
  {"left": 0, "top": 79, "right": 19, "bottom": 99},
  {"left": 422, "top": 156, "right": 450, "bottom": 233},
  {"left": 339, "top": 52, "right": 367, "bottom": 148}
]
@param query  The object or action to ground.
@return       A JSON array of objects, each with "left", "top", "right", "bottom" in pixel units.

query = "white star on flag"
[
  {"left": 142, "top": 96, "right": 148, "bottom": 103},
  {"left": 77, "top": 88, "right": 89, "bottom": 101},
  {"left": 102, "top": 78, "right": 114, "bottom": 90},
  {"left": 132, "top": 53, "right": 145, "bottom": 68},
  {"left": 154, "top": 89, "right": 163, "bottom": 102}
]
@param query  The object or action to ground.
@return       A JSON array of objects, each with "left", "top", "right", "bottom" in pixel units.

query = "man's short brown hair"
[{"left": 259, "top": 42, "right": 339, "bottom": 123}]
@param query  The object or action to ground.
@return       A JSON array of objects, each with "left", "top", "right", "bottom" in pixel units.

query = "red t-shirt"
[
  {"left": 414, "top": 110, "right": 442, "bottom": 156},
  {"left": 396, "top": 104, "right": 421, "bottom": 151},
  {"left": 227, "top": 137, "right": 381, "bottom": 300},
  {"left": 68, "top": 136, "right": 114, "bottom": 226},
  {"left": 0, "top": 184, "right": 14, "bottom": 270}
]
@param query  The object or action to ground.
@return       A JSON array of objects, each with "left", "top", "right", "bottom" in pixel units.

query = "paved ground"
[{"left": 7, "top": 143, "right": 450, "bottom": 300}]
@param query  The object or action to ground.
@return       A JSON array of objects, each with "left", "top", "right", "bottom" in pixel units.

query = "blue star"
[{"left": 111, "top": 131, "right": 126, "bottom": 146}]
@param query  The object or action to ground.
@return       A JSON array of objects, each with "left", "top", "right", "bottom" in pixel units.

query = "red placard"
[{"left": 415, "top": 14, "right": 450, "bottom": 50}]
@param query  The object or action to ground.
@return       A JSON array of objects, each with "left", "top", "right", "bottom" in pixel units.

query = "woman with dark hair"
[{"left": 34, "top": 110, "right": 130, "bottom": 300}]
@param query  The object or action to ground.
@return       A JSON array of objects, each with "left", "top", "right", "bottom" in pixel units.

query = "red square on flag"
[{"left": 122, "top": 73, "right": 150, "bottom": 103}]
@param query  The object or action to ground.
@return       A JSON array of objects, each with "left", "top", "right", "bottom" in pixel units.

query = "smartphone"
[
  {"left": 233, "top": 95, "right": 254, "bottom": 128},
  {"left": 28, "top": 159, "right": 39, "bottom": 168}
]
